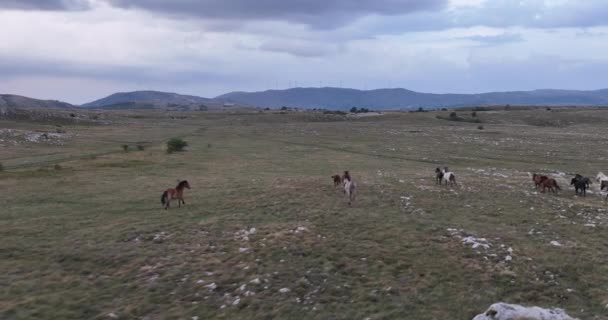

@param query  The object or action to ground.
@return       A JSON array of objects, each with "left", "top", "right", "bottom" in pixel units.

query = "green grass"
[{"left": 1, "top": 109, "right": 608, "bottom": 319}]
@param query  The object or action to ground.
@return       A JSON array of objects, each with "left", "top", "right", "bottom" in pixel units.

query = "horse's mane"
[{"left": 177, "top": 180, "right": 189, "bottom": 188}]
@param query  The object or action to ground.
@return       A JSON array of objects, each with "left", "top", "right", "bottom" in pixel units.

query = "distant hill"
[
  {"left": 0, "top": 94, "right": 75, "bottom": 109},
  {"left": 82, "top": 90, "right": 211, "bottom": 108},
  {"left": 215, "top": 87, "right": 608, "bottom": 110}
]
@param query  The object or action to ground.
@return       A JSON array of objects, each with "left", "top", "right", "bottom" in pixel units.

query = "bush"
[
  {"left": 54, "top": 164, "right": 63, "bottom": 170},
  {"left": 136, "top": 144, "right": 145, "bottom": 151},
  {"left": 167, "top": 138, "right": 188, "bottom": 154},
  {"left": 477, "top": 125, "right": 485, "bottom": 130},
  {"left": 0, "top": 162, "right": 3, "bottom": 172},
  {"left": 350, "top": 107, "right": 358, "bottom": 113},
  {"left": 471, "top": 111, "right": 477, "bottom": 117},
  {"left": 121, "top": 144, "right": 129, "bottom": 152}
]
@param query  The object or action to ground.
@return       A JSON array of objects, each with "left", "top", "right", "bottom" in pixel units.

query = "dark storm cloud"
[
  {"left": 0, "top": 0, "right": 89, "bottom": 10},
  {"left": 105, "top": 0, "right": 447, "bottom": 28}
]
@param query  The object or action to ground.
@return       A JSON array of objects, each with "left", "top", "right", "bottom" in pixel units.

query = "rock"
[
  {"left": 205, "top": 283, "right": 217, "bottom": 291},
  {"left": 472, "top": 302, "right": 578, "bottom": 320},
  {"left": 108, "top": 313, "right": 119, "bottom": 319},
  {"left": 250, "top": 278, "right": 261, "bottom": 285},
  {"left": 550, "top": 241, "right": 562, "bottom": 247},
  {"left": 279, "top": 288, "right": 291, "bottom": 293}
]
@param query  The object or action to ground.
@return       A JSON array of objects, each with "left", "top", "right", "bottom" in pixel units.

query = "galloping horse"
[
  {"left": 532, "top": 173, "right": 548, "bottom": 189},
  {"left": 161, "top": 180, "right": 191, "bottom": 210},
  {"left": 331, "top": 174, "right": 343, "bottom": 187},
  {"left": 342, "top": 171, "right": 356, "bottom": 205},
  {"left": 570, "top": 176, "right": 588, "bottom": 197},
  {"left": 539, "top": 178, "right": 560, "bottom": 194}
]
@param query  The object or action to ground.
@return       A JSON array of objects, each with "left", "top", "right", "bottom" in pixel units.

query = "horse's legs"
[{"left": 165, "top": 199, "right": 170, "bottom": 210}]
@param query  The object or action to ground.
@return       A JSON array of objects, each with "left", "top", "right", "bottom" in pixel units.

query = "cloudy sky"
[{"left": 1, "top": 0, "right": 607, "bottom": 104}]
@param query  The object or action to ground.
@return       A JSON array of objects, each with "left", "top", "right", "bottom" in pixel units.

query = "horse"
[
  {"left": 331, "top": 174, "right": 343, "bottom": 187},
  {"left": 161, "top": 180, "right": 190, "bottom": 210},
  {"left": 574, "top": 174, "right": 592, "bottom": 188},
  {"left": 435, "top": 168, "right": 444, "bottom": 185},
  {"left": 539, "top": 178, "right": 560, "bottom": 194},
  {"left": 342, "top": 171, "right": 351, "bottom": 184},
  {"left": 570, "top": 177, "right": 587, "bottom": 197},
  {"left": 597, "top": 172, "right": 608, "bottom": 184},
  {"left": 344, "top": 178, "right": 357, "bottom": 205},
  {"left": 601, "top": 181, "right": 608, "bottom": 201},
  {"left": 440, "top": 167, "right": 456, "bottom": 186},
  {"left": 532, "top": 173, "right": 548, "bottom": 189}
]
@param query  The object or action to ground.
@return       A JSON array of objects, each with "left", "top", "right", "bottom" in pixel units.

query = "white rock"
[
  {"left": 550, "top": 241, "right": 562, "bottom": 247},
  {"left": 239, "top": 247, "right": 250, "bottom": 253},
  {"left": 250, "top": 278, "right": 261, "bottom": 285},
  {"left": 472, "top": 302, "right": 577, "bottom": 320},
  {"left": 249, "top": 227, "right": 257, "bottom": 234},
  {"left": 279, "top": 288, "right": 291, "bottom": 293},
  {"left": 232, "top": 298, "right": 240, "bottom": 306},
  {"left": 205, "top": 283, "right": 217, "bottom": 291},
  {"left": 505, "top": 255, "right": 512, "bottom": 262},
  {"left": 239, "top": 284, "right": 246, "bottom": 291},
  {"left": 108, "top": 313, "right": 119, "bottom": 319}
]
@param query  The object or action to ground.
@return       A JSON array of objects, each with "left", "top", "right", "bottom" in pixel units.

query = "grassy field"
[{"left": 1, "top": 108, "right": 608, "bottom": 319}]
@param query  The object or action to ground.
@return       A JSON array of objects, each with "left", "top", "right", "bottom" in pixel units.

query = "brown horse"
[
  {"left": 539, "top": 178, "right": 560, "bottom": 194},
  {"left": 161, "top": 180, "right": 191, "bottom": 210},
  {"left": 532, "top": 173, "right": 548, "bottom": 189},
  {"left": 331, "top": 174, "right": 343, "bottom": 187}
]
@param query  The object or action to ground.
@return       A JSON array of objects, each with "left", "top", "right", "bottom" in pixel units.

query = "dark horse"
[
  {"left": 161, "top": 180, "right": 191, "bottom": 210},
  {"left": 571, "top": 174, "right": 591, "bottom": 197},
  {"left": 435, "top": 168, "right": 444, "bottom": 185},
  {"left": 570, "top": 177, "right": 587, "bottom": 197},
  {"left": 540, "top": 178, "right": 560, "bottom": 194},
  {"left": 532, "top": 173, "right": 548, "bottom": 189},
  {"left": 331, "top": 174, "right": 343, "bottom": 187}
]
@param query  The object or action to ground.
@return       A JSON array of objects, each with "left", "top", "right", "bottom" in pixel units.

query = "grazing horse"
[
  {"left": 161, "top": 180, "right": 191, "bottom": 210},
  {"left": 570, "top": 177, "right": 587, "bottom": 197},
  {"left": 532, "top": 173, "right": 548, "bottom": 189},
  {"left": 331, "top": 174, "right": 343, "bottom": 187},
  {"left": 440, "top": 167, "right": 457, "bottom": 186},
  {"left": 539, "top": 178, "right": 560, "bottom": 194},
  {"left": 435, "top": 168, "right": 444, "bottom": 185}
]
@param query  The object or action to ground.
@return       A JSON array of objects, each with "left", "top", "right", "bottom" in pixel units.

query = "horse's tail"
[{"left": 161, "top": 191, "right": 168, "bottom": 205}]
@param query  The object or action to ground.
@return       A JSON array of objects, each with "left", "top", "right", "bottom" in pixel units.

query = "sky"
[{"left": 1, "top": 0, "right": 608, "bottom": 104}]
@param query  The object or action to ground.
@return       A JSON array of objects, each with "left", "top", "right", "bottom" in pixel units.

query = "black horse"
[
  {"left": 571, "top": 174, "right": 591, "bottom": 197},
  {"left": 435, "top": 168, "right": 444, "bottom": 185}
]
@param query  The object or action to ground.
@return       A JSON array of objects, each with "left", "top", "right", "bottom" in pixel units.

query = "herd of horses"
[
  {"left": 533, "top": 172, "right": 608, "bottom": 199},
  {"left": 160, "top": 170, "right": 608, "bottom": 210}
]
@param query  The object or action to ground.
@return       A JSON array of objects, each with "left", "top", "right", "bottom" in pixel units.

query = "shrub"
[
  {"left": 472, "top": 111, "right": 477, "bottom": 117},
  {"left": 167, "top": 138, "right": 188, "bottom": 154},
  {"left": 449, "top": 112, "right": 458, "bottom": 118},
  {"left": 477, "top": 125, "right": 484, "bottom": 130},
  {"left": 121, "top": 144, "right": 129, "bottom": 152},
  {"left": 350, "top": 107, "right": 358, "bottom": 113},
  {"left": 136, "top": 144, "right": 145, "bottom": 151},
  {"left": 54, "top": 164, "right": 63, "bottom": 170},
  {"left": 0, "top": 162, "right": 3, "bottom": 172}
]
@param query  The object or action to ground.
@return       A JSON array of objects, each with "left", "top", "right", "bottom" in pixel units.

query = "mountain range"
[{"left": 3, "top": 88, "right": 608, "bottom": 111}]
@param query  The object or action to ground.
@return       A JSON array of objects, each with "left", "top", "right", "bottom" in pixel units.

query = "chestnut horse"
[
  {"left": 539, "top": 178, "right": 560, "bottom": 194},
  {"left": 161, "top": 180, "right": 191, "bottom": 210}
]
